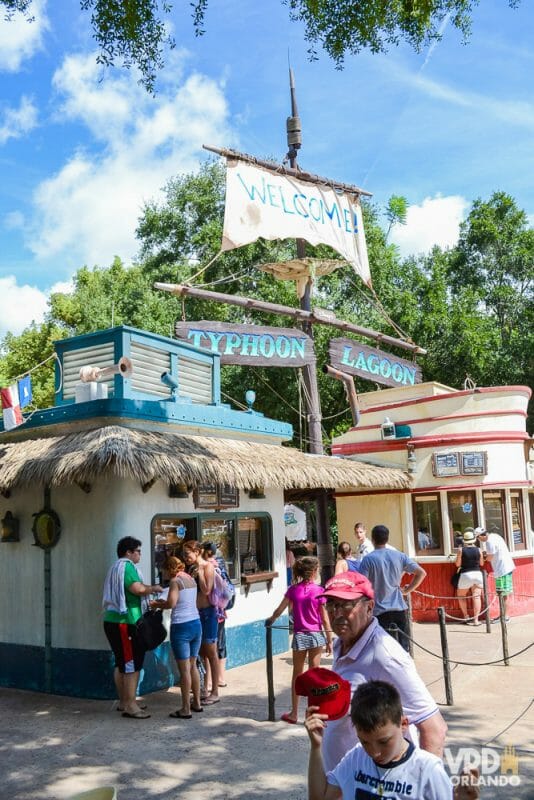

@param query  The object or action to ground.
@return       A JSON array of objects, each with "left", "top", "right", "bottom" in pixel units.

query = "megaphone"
[{"left": 79, "top": 356, "right": 133, "bottom": 383}]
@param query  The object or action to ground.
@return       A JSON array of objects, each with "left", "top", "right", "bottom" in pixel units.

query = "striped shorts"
[
  {"left": 495, "top": 573, "right": 513, "bottom": 595},
  {"left": 292, "top": 631, "right": 327, "bottom": 651}
]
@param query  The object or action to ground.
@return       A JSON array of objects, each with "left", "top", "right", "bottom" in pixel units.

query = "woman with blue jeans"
[
  {"left": 183, "top": 540, "right": 221, "bottom": 705},
  {"left": 151, "top": 556, "right": 203, "bottom": 719}
]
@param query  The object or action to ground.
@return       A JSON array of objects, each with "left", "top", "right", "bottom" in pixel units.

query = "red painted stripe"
[
  {"left": 349, "top": 408, "right": 527, "bottom": 432},
  {"left": 334, "top": 481, "right": 531, "bottom": 498},
  {"left": 119, "top": 623, "right": 133, "bottom": 664},
  {"left": 352, "top": 385, "right": 531, "bottom": 416},
  {"left": 332, "top": 431, "right": 529, "bottom": 455}
]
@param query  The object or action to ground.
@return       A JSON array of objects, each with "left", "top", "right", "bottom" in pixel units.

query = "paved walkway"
[{"left": 1, "top": 616, "right": 532, "bottom": 799}]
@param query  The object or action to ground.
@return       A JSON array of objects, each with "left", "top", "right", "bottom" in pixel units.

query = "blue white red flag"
[{"left": 1, "top": 384, "right": 23, "bottom": 431}]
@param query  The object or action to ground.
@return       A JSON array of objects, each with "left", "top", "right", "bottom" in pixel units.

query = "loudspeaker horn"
[{"left": 79, "top": 356, "right": 133, "bottom": 382}]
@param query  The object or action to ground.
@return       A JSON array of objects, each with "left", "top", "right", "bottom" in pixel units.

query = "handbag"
[
  {"left": 450, "top": 569, "right": 461, "bottom": 589},
  {"left": 135, "top": 609, "right": 167, "bottom": 651}
]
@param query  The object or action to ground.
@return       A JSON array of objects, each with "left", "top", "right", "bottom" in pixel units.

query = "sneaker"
[{"left": 491, "top": 616, "right": 511, "bottom": 624}]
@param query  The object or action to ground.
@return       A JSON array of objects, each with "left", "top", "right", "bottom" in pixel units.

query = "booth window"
[
  {"left": 151, "top": 513, "right": 273, "bottom": 584},
  {"left": 510, "top": 491, "right": 526, "bottom": 551},
  {"left": 447, "top": 491, "right": 478, "bottom": 548},
  {"left": 413, "top": 494, "right": 443, "bottom": 554},
  {"left": 152, "top": 516, "right": 198, "bottom": 585},
  {"left": 482, "top": 491, "right": 506, "bottom": 539}
]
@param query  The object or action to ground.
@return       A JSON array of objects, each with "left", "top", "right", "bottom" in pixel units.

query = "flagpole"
[{"left": 286, "top": 68, "right": 334, "bottom": 582}]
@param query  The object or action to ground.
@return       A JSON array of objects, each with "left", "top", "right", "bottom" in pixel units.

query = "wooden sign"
[
  {"left": 460, "top": 451, "right": 488, "bottom": 476},
  {"left": 329, "top": 339, "right": 422, "bottom": 388},
  {"left": 175, "top": 320, "right": 315, "bottom": 367},
  {"left": 194, "top": 484, "right": 219, "bottom": 509},
  {"left": 193, "top": 483, "right": 240, "bottom": 509},
  {"left": 432, "top": 452, "right": 460, "bottom": 477}
]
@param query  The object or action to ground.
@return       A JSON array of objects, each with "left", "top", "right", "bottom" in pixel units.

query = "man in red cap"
[{"left": 318, "top": 571, "right": 447, "bottom": 772}]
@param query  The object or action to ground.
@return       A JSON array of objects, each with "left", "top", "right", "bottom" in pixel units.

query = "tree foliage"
[
  {"left": 1, "top": 0, "right": 519, "bottom": 91},
  {"left": 1, "top": 163, "right": 532, "bottom": 438}
]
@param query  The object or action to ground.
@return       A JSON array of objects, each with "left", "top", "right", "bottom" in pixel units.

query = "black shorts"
[
  {"left": 217, "top": 619, "right": 227, "bottom": 660},
  {"left": 104, "top": 621, "right": 146, "bottom": 674}
]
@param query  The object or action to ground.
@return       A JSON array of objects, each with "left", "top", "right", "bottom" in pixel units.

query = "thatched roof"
[{"left": 0, "top": 425, "right": 411, "bottom": 492}]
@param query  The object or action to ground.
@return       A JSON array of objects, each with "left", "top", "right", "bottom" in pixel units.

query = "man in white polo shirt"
[
  {"left": 318, "top": 571, "right": 447, "bottom": 772},
  {"left": 475, "top": 527, "right": 515, "bottom": 622}
]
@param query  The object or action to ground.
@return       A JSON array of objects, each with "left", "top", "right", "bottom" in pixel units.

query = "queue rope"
[{"left": 264, "top": 622, "right": 534, "bottom": 667}]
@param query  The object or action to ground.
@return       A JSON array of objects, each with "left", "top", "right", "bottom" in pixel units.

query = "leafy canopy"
[{"left": 1, "top": 0, "right": 520, "bottom": 91}]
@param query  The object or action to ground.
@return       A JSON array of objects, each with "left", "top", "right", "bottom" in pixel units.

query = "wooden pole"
[
  {"left": 203, "top": 144, "right": 373, "bottom": 197},
  {"left": 154, "top": 282, "right": 427, "bottom": 356},
  {"left": 438, "top": 606, "right": 454, "bottom": 705},
  {"left": 285, "top": 68, "right": 334, "bottom": 581}
]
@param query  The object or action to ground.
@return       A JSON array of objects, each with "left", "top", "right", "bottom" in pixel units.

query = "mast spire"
[{"left": 286, "top": 63, "right": 302, "bottom": 164}]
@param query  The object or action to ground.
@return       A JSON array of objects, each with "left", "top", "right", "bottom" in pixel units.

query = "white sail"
[{"left": 222, "top": 160, "right": 371, "bottom": 286}]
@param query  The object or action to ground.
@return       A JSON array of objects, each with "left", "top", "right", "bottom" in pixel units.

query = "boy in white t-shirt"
[{"left": 305, "top": 678, "right": 478, "bottom": 800}]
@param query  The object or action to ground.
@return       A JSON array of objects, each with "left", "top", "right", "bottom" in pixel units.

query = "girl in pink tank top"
[{"left": 266, "top": 556, "right": 332, "bottom": 724}]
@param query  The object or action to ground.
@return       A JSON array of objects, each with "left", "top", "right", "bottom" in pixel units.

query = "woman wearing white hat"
[{"left": 455, "top": 528, "right": 484, "bottom": 625}]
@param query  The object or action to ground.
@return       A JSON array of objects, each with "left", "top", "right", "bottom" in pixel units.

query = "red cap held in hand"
[{"left": 295, "top": 667, "right": 351, "bottom": 721}]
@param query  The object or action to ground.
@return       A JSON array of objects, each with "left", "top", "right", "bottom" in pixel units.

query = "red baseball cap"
[
  {"left": 295, "top": 667, "right": 351, "bottom": 720},
  {"left": 319, "top": 571, "right": 374, "bottom": 601}
]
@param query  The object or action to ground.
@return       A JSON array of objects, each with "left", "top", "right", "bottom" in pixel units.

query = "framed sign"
[
  {"left": 329, "top": 339, "right": 422, "bottom": 389},
  {"left": 432, "top": 452, "right": 460, "bottom": 477},
  {"left": 194, "top": 484, "right": 240, "bottom": 509},
  {"left": 175, "top": 321, "right": 315, "bottom": 367},
  {"left": 194, "top": 484, "right": 219, "bottom": 509},
  {"left": 460, "top": 451, "right": 488, "bottom": 476},
  {"left": 218, "top": 484, "right": 239, "bottom": 507}
]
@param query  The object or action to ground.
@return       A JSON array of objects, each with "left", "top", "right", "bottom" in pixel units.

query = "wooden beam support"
[
  {"left": 203, "top": 144, "right": 373, "bottom": 197},
  {"left": 154, "top": 282, "right": 426, "bottom": 355}
]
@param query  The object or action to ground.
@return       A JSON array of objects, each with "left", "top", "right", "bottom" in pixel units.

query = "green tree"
[{"left": 2, "top": 0, "right": 519, "bottom": 91}]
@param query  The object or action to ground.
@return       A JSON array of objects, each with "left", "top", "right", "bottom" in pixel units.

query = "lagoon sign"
[
  {"left": 175, "top": 321, "right": 315, "bottom": 367},
  {"left": 329, "top": 338, "right": 422, "bottom": 388}
]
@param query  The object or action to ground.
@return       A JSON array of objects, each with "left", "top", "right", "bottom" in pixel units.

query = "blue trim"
[
  {"left": 6, "top": 396, "right": 292, "bottom": 439},
  {"left": 0, "top": 619, "right": 289, "bottom": 698}
]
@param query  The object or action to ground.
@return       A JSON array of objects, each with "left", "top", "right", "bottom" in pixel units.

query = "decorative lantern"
[{"left": 1, "top": 511, "right": 20, "bottom": 542}]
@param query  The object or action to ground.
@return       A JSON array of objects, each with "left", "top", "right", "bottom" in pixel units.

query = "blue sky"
[{"left": 0, "top": 0, "right": 533, "bottom": 337}]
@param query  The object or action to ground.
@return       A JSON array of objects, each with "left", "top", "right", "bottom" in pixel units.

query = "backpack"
[
  {"left": 215, "top": 556, "right": 236, "bottom": 610},
  {"left": 208, "top": 565, "right": 235, "bottom": 610}
]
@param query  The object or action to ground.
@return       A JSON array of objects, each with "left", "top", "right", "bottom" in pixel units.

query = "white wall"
[{"left": 0, "top": 477, "right": 288, "bottom": 651}]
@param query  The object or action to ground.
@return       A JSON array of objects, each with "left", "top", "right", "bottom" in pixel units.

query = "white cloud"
[
  {"left": 29, "top": 52, "right": 233, "bottom": 268},
  {"left": 0, "top": 276, "right": 49, "bottom": 337},
  {"left": 0, "top": 96, "right": 38, "bottom": 144},
  {"left": 0, "top": 0, "right": 49, "bottom": 72},
  {"left": 389, "top": 195, "right": 469, "bottom": 258}
]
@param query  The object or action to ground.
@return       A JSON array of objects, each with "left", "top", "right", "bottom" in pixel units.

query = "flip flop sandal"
[
  {"left": 169, "top": 711, "right": 192, "bottom": 719},
  {"left": 201, "top": 697, "right": 221, "bottom": 705},
  {"left": 117, "top": 704, "right": 147, "bottom": 711},
  {"left": 191, "top": 706, "right": 204, "bottom": 713}
]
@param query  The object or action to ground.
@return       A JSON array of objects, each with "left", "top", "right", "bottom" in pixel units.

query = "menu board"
[
  {"left": 432, "top": 452, "right": 460, "bottom": 477},
  {"left": 194, "top": 484, "right": 219, "bottom": 508},
  {"left": 194, "top": 484, "right": 240, "bottom": 509},
  {"left": 460, "top": 451, "right": 488, "bottom": 475}
]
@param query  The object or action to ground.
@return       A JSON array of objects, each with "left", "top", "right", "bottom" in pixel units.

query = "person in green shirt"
[{"left": 103, "top": 536, "right": 161, "bottom": 719}]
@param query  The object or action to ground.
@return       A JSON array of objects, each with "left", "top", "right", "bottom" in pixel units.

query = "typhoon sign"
[{"left": 175, "top": 321, "right": 315, "bottom": 367}]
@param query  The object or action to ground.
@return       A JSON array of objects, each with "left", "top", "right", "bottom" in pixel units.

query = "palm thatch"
[{"left": 0, "top": 425, "right": 411, "bottom": 492}]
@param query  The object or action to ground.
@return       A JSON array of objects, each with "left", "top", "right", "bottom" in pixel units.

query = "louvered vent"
[
  {"left": 130, "top": 341, "right": 171, "bottom": 398},
  {"left": 178, "top": 355, "right": 213, "bottom": 404},
  {"left": 63, "top": 343, "right": 116, "bottom": 400}
]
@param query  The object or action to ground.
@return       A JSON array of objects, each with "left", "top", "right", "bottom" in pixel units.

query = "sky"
[{"left": 0, "top": 0, "right": 533, "bottom": 337}]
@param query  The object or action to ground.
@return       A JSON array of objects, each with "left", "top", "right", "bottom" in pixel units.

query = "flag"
[
  {"left": 1, "top": 384, "right": 23, "bottom": 431},
  {"left": 18, "top": 375, "right": 32, "bottom": 408},
  {"left": 222, "top": 161, "right": 371, "bottom": 286}
]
